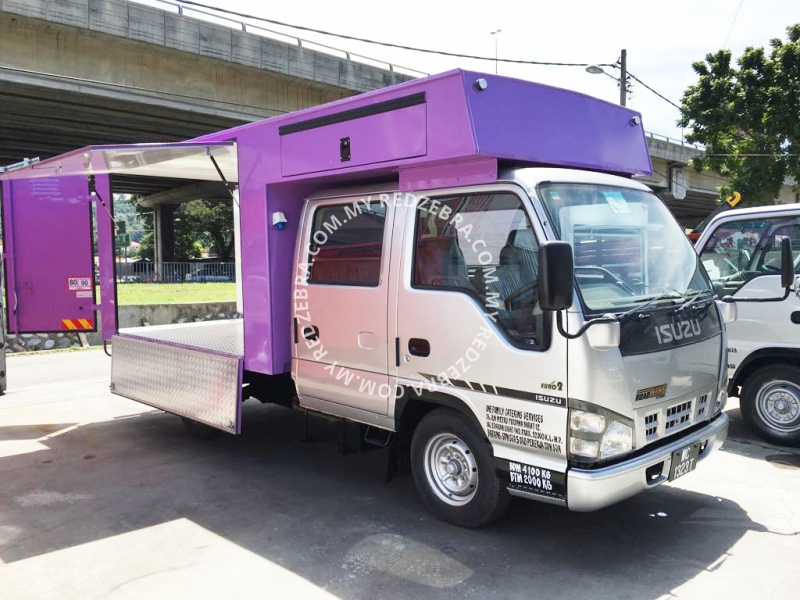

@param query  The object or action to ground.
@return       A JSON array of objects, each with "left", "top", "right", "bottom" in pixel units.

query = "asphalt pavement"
[{"left": 1, "top": 349, "right": 798, "bottom": 600}]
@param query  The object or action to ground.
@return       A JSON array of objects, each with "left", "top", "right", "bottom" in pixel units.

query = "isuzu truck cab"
[
  {"left": 0, "top": 70, "right": 736, "bottom": 527},
  {"left": 292, "top": 167, "right": 731, "bottom": 525}
]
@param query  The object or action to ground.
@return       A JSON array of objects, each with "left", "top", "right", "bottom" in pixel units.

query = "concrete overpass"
[
  {"left": 0, "top": 0, "right": 419, "bottom": 263},
  {"left": 640, "top": 135, "right": 798, "bottom": 229},
  {"left": 639, "top": 134, "right": 719, "bottom": 229},
  {"left": 0, "top": 0, "right": 414, "bottom": 168}
]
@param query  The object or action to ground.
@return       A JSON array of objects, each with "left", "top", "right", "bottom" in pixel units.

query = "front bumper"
[{"left": 567, "top": 413, "right": 729, "bottom": 512}]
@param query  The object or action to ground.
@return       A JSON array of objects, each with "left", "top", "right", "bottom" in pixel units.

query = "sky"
[{"left": 166, "top": 0, "right": 800, "bottom": 142}]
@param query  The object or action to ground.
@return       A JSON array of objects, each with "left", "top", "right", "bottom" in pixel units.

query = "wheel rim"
[
  {"left": 755, "top": 380, "right": 800, "bottom": 433},
  {"left": 423, "top": 432, "right": 479, "bottom": 506}
]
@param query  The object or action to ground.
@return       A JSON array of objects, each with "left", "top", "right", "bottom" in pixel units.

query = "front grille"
[
  {"left": 665, "top": 400, "right": 693, "bottom": 433},
  {"left": 644, "top": 413, "right": 658, "bottom": 440},
  {"left": 637, "top": 389, "right": 714, "bottom": 445},
  {"left": 696, "top": 394, "right": 709, "bottom": 419}
]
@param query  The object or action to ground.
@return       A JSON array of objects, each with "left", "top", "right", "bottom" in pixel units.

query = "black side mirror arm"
[
  {"left": 555, "top": 310, "right": 618, "bottom": 340},
  {"left": 722, "top": 288, "right": 790, "bottom": 304}
]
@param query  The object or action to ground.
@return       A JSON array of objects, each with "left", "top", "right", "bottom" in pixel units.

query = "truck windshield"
[{"left": 539, "top": 183, "right": 711, "bottom": 313}]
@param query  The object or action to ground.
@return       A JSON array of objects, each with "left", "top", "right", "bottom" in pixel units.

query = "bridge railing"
[
  {"left": 134, "top": 0, "right": 429, "bottom": 78},
  {"left": 116, "top": 261, "right": 236, "bottom": 283},
  {"left": 645, "top": 131, "right": 705, "bottom": 151}
]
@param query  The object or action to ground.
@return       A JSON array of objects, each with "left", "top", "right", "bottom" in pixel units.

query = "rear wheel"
[
  {"left": 410, "top": 408, "right": 510, "bottom": 527},
  {"left": 740, "top": 364, "right": 800, "bottom": 448}
]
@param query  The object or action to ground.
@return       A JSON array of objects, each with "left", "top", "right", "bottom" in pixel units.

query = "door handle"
[
  {"left": 408, "top": 338, "right": 430, "bottom": 357},
  {"left": 302, "top": 325, "right": 319, "bottom": 341}
]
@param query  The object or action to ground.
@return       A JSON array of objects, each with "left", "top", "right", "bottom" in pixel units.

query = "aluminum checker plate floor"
[{"left": 118, "top": 319, "right": 244, "bottom": 357}]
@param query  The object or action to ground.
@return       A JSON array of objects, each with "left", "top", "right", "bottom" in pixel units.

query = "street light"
[
  {"left": 586, "top": 49, "right": 629, "bottom": 106},
  {"left": 490, "top": 29, "right": 501, "bottom": 75}
]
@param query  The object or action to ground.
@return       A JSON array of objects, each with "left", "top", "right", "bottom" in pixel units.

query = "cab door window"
[
  {"left": 307, "top": 203, "right": 386, "bottom": 286},
  {"left": 412, "top": 192, "right": 546, "bottom": 349},
  {"left": 700, "top": 216, "right": 800, "bottom": 295}
]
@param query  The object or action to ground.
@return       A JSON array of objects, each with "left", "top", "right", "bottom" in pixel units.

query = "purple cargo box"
[{"left": 1, "top": 70, "right": 652, "bottom": 376}]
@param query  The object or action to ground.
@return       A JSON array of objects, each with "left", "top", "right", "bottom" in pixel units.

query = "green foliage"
[
  {"left": 679, "top": 23, "right": 800, "bottom": 205},
  {"left": 134, "top": 198, "right": 233, "bottom": 261},
  {"left": 180, "top": 199, "right": 234, "bottom": 261},
  {"left": 114, "top": 195, "right": 149, "bottom": 243},
  {"left": 137, "top": 231, "right": 203, "bottom": 261}
]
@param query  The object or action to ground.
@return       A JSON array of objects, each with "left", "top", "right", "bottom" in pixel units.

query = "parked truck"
[
  {"left": 696, "top": 203, "right": 800, "bottom": 447},
  {"left": 2, "top": 70, "right": 764, "bottom": 527}
]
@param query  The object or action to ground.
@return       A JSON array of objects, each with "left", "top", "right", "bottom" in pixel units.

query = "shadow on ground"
[
  {"left": 0, "top": 424, "right": 77, "bottom": 441},
  {"left": 0, "top": 402, "right": 767, "bottom": 600},
  {"left": 720, "top": 405, "right": 800, "bottom": 461}
]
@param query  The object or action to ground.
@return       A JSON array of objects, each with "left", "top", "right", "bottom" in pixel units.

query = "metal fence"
[{"left": 116, "top": 262, "right": 236, "bottom": 283}]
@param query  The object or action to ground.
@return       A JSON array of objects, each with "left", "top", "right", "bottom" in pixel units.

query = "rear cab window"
[{"left": 307, "top": 202, "right": 386, "bottom": 287}]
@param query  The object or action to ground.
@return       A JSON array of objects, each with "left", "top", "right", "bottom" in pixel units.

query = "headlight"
[
  {"left": 569, "top": 438, "right": 600, "bottom": 458},
  {"left": 568, "top": 400, "right": 635, "bottom": 462},
  {"left": 712, "top": 390, "right": 727, "bottom": 417},
  {"left": 569, "top": 410, "right": 606, "bottom": 434},
  {"left": 602, "top": 420, "right": 634, "bottom": 458}
]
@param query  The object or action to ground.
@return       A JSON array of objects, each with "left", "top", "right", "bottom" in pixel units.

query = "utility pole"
[{"left": 619, "top": 49, "right": 627, "bottom": 107}]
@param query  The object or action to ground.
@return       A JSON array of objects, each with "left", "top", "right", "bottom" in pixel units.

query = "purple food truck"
[{"left": 0, "top": 70, "right": 731, "bottom": 527}]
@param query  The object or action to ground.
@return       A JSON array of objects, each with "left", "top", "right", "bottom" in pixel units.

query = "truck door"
[
  {"left": 394, "top": 186, "right": 569, "bottom": 462},
  {"left": 699, "top": 213, "right": 800, "bottom": 352},
  {"left": 293, "top": 195, "right": 396, "bottom": 416},
  {"left": 1, "top": 175, "right": 113, "bottom": 337}
]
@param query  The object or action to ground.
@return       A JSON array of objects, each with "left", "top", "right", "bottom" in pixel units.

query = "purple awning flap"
[{"left": 0, "top": 142, "right": 238, "bottom": 182}]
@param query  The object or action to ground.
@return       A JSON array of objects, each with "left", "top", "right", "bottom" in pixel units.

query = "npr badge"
[{"left": 635, "top": 384, "right": 668, "bottom": 402}]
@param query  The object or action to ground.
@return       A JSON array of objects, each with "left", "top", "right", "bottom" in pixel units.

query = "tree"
[
  {"left": 678, "top": 24, "right": 800, "bottom": 205},
  {"left": 136, "top": 230, "right": 203, "bottom": 261},
  {"left": 134, "top": 198, "right": 233, "bottom": 261},
  {"left": 180, "top": 199, "right": 234, "bottom": 261}
]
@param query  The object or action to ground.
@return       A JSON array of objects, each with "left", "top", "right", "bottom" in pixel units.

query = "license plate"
[{"left": 668, "top": 443, "right": 701, "bottom": 481}]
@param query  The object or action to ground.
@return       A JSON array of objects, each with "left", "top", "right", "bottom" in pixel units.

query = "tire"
[
  {"left": 181, "top": 417, "right": 220, "bottom": 440},
  {"left": 410, "top": 408, "right": 510, "bottom": 528},
  {"left": 740, "top": 364, "right": 800, "bottom": 448}
]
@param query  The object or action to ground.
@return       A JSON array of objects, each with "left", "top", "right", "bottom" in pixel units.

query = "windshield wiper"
[
  {"left": 617, "top": 291, "right": 683, "bottom": 322},
  {"left": 676, "top": 289, "right": 716, "bottom": 314}
]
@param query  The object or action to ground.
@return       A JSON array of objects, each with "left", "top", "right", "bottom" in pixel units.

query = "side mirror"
[
  {"left": 780, "top": 236, "right": 794, "bottom": 290},
  {"left": 538, "top": 241, "right": 574, "bottom": 311}
]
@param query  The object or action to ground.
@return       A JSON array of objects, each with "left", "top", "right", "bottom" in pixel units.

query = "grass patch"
[{"left": 116, "top": 283, "right": 237, "bottom": 305}]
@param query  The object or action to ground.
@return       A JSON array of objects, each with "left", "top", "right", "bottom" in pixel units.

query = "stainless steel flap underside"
[{"left": 111, "top": 330, "right": 243, "bottom": 434}]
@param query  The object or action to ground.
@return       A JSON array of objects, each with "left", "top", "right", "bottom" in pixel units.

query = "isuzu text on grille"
[{"left": 655, "top": 319, "right": 702, "bottom": 345}]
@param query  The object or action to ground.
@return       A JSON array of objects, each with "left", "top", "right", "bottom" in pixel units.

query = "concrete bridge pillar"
[{"left": 153, "top": 204, "right": 177, "bottom": 278}]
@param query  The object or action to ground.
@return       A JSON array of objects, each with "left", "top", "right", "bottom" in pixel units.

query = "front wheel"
[
  {"left": 410, "top": 408, "right": 510, "bottom": 527},
  {"left": 740, "top": 364, "right": 800, "bottom": 448}
]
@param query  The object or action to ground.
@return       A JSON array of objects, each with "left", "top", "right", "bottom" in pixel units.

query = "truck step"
[{"left": 363, "top": 425, "right": 393, "bottom": 448}]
